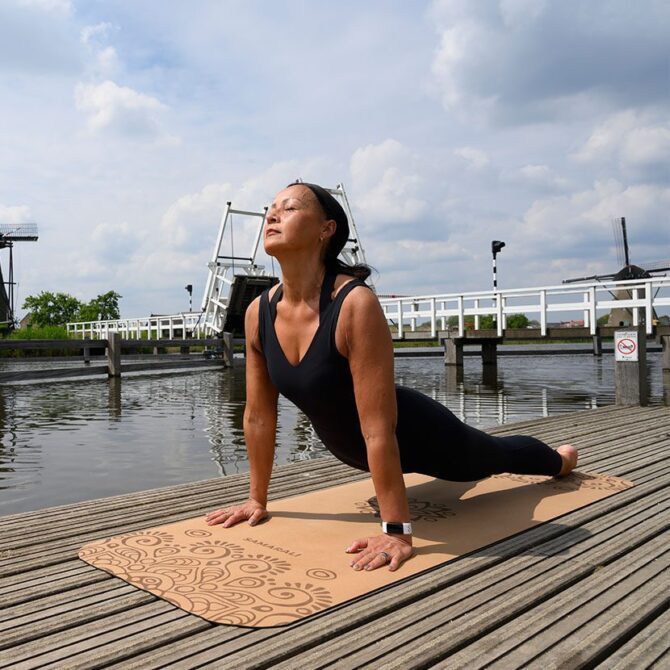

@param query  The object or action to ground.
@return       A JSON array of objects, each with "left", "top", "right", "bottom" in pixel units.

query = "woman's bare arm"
[
  {"left": 338, "top": 285, "right": 414, "bottom": 570},
  {"left": 205, "top": 295, "right": 279, "bottom": 527}
]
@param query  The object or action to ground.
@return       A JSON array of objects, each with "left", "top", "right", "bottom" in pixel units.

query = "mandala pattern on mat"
[
  {"left": 492, "top": 472, "right": 632, "bottom": 492},
  {"left": 355, "top": 496, "right": 455, "bottom": 521},
  {"left": 78, "top": 528, "right": 335, "bottom": 626}
]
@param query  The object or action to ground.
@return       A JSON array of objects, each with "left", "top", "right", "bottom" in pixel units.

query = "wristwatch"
[{"left": 382, "top": 521, "right": 412, "bottom": 535}]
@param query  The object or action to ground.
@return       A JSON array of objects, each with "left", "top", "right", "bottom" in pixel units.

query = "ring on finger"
[{"left": 378, "top": 551, "right": 390, "bottom": 564}]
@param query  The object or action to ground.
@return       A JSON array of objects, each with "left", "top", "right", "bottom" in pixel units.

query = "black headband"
[{"left": 287, "top": 182, "right": 350, "bottom": 258}]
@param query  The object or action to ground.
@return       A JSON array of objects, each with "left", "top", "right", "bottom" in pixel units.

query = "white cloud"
[
  {"left": 80, "top": 22, "right": 113, "bottom": 45},
  {"left": 74, "top": 80, "right": 170, "bottom": 139},
  {"left": 0, "top": 204, "right": 33, "bottom": 224},
  {"left": 521, "top": 179, "right": 669, "bottom": 264},
  {"left": 499, "top": 0, "right": 547, "bottom": 28},
  {"left": 454, "top": 146, "right": 489, "bottom": 170},
  {"left": 19, "top": 0, "right": 71, "bottom": 13},
  {"left": 350, "top": 139, "right": 428, "bottom": 227},
  {"left": 429, "top": 1, "right": 669, "bottom": 123},
  {"left": 503, "top": 164, "right": 569, "bottom": 191},
  {"left": 161, "top": 183, "right": 233, "bottom": 252},
  {"left": 574, "top": 110, "right": 670, "bottom": 168},
  {"left": 91, "top": 221, "right": 144, "bottom": 263}
]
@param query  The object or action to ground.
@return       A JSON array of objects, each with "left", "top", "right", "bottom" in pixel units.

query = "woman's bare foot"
[{"left": 556, "top": 444, "right": 578, "bottom": 476}]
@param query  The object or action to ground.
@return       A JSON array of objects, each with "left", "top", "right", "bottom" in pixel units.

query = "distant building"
[
  {"left": 560, "top": 319, "right": 585, "bottom": 328},
  {"left": 19, "top": 313, "right": 32, "bottom": 329}
]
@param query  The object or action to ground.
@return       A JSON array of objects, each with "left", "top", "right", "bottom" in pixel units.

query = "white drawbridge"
[{"left": 67, "top": 182, "right": 370, "bottom": 339}]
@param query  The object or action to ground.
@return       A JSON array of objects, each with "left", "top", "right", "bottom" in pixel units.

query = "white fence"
[
  {"left": 67, "top": 312, "right": 206, "bottom": 340},
  {"left": 379, "top": 277, "right": 670, "bottom": 338}
]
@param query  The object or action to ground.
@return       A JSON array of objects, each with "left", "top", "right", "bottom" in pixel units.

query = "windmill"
[
  {"left": 563, "top": 217, "right": 669, "bottom": 326},
  {"left": 0, "top": 223, "right": 39, "bottom": 329}
]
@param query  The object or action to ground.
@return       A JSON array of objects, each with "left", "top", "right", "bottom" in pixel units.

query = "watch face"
[{"left": 383, "top": 522, "right": 409, "bottom": 534}]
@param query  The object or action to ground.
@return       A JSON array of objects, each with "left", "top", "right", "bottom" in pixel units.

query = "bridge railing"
[
  {"left": 378, "top": 277, "right": 670, "bottom": 338},
  {"left": 68, "top": 277, "right": 670, "bottom": 341},
  {"left": 67, "top": 312, "right": 207, "bottom": 340}
]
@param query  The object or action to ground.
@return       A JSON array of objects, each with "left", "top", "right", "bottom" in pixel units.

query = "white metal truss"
[{"left": 198, "top": 202, "right": 268, "bottom": 336}]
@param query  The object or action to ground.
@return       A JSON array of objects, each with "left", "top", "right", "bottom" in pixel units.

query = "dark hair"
[{"left": 286, "top": 181, "right": 372, "bottom": 280}]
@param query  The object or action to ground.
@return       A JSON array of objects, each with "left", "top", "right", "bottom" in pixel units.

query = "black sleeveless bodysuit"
[{"left": 258, "top": 274, "right": 562, "bottom": 481}]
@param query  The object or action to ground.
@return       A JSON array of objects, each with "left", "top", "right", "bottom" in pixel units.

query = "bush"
[{"left": 7, "top": 325, "right": 70, "bottom": 340}]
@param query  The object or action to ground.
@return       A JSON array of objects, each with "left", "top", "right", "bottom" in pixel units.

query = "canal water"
[{"left": 0, "top": 352, "right": 665, "bottom": 516}]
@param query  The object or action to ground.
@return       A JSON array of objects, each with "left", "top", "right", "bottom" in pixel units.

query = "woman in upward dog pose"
[{"left": 205, "top": 182, "right": 578, "bottom": 572}]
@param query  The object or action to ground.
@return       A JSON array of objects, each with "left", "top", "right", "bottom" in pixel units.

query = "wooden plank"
[
  {"left": 1, "top": 588, "right": 156, "bottom": 649},
  {"left": 0, "top": 568, "right": 115, "bottom": 612},
  {"left": 4, "top": 608, "right": 206, "bottom": 670},
  {"left": 0, "top": 366, "right": 109, "bottom": 383},
  {"left": 0, "top": 581, "right": 134, "bottom": 626},
  {"left": 434, "top": 542, "right": 669, "bottom": 669},
  {"left": 595, "top": 607, "right": 670, "bottom": 669},
  {"left": 484, "top": 549, "right": 669, "bottom": 668}
]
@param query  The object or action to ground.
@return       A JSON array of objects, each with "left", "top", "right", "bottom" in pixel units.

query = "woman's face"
[{"left": 263, "top": 185, "right": 334, "bottom": 258}]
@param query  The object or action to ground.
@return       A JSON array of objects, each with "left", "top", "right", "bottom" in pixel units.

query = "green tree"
[
  {"left": 78, "top": 291, "right": 122, "bottom": 321},
  {"left": 22, "top": 292, "right": 83, "bottom": 327},
  {"left": 479, "top": 314, "right": 496, "bottom": 329},
  {"left": 506, "top": 313, "right": 530, "bottom": 329},
  {"left": 597, "top": 314, "right": 609, "bottom": 326}
]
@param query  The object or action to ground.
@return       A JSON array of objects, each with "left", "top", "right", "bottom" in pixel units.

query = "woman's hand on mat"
[
  {"left": 205, "top": 499, "right": 268, "bottom": 528},
  {"left": 345, "top": 534, "right": 413, "bottom": 572}
]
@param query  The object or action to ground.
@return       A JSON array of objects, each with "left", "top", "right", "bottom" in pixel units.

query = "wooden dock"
[{"left": 1, "top": 405, "right": 668, "bottom": 669}]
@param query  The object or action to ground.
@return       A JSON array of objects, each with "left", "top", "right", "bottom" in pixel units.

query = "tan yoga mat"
[{"left": 78, "top": 470, "right": 632, "bottom": 628}]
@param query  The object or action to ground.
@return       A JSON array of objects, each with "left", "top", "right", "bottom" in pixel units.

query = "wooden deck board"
[
  {"left": 1, "top": 405, "right": 668, "bottom": 669},
  {"left": 596, "top": 607, "right": 670, "bottom": 670}
]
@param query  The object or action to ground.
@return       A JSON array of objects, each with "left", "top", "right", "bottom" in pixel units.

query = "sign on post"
[{"left": 615, "top": 331, "right": 638, "bottom": 362}]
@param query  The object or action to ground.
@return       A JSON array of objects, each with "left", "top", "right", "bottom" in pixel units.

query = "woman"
[{"left": 205, "top": 182, "right": 578, "bottom": 573}]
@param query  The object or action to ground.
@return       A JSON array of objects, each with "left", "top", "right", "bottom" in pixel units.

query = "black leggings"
[{"left": 395, "top": 386, "right": 562, "bottom": 481}]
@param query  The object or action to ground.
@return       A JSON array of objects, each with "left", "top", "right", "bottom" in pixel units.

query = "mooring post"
[
  {"left": 443, "top": 335, "right": 464, "bottom": 367},
  {"left": 107, "top": 332, "right": 122, "bottom": 378},
  {"left": 83, "top": 346, "right": 91, "bottom": 365},
  {"left": 481, "top": 340, "right": 498, "bottom": 366},
  {"left": 614, "top": 328, "right": 647, "bottom": 406},
  {"left": 221, "top": 332, "right": 233, "bottom": 367},
  {"left": 592, "top": 334, "right": 602, "bottom": 356},
  {"left": 662, "top": 335, "right": 670, "bottom": 406},
  {"left": 662, "top": 335, "right": 670, "bottom": 372}
]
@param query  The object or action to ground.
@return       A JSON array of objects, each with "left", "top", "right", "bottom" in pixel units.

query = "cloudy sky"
[{"left": 1, "top": 0, "right": 668, "bottom": 319}]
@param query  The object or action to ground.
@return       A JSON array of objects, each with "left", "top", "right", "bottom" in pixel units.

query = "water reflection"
[{"left": 0, "top": 353, "right": 665, "bottom": 516}]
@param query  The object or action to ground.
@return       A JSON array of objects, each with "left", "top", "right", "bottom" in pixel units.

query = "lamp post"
[
  {"left": 185, "top": 284, "right": 193, "bottom": 312},
  {"left": 491, "top": 240, "right": 505, "bottom": 291}
]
